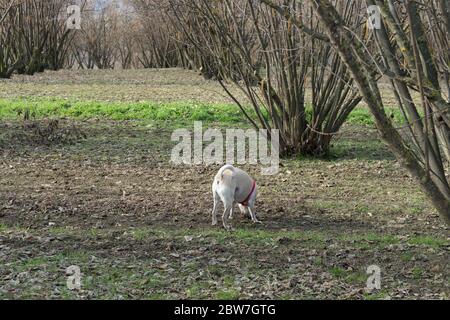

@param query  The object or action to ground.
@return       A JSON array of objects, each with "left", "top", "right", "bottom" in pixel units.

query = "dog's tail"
[{"left": 218, "top": 164, "right": 235, "bottom": 182}]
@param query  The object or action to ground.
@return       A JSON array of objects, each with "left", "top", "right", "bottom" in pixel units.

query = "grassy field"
[{"left": 0, "top": 69, "right": 448, "bottom": 300}]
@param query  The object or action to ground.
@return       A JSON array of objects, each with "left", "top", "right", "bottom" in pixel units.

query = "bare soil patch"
[
  {"left": 0, "top": 120, "right": 448, "bottom": 299},
  {"left": 0, "top": 68, "right": 419, "bottom": 107}
]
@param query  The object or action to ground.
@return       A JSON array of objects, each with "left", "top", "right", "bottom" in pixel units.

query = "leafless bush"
[
  {"left": 0, "top": 0, "right": 80, "bottom": 78},
  {"left": 166, "top": 0, "right": 364, "bottom": 155},
  {"left": 71, "top": 0, "right": 120, "bottom": 69},
  {"left": 130, "top": 0, "right": 186, "bottom": 68},
  {"left": 298, "top": 0, "right": 450, "bottom": 224}
]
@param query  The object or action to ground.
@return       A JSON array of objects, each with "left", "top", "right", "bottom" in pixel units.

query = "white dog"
[{"left": 211, "top": 164, "right": 261, "bottom": 230}]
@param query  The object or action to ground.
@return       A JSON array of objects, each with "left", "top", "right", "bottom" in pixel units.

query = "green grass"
[
  {"left": 127, "top": 226, "right": 325, "bottom": 244},
  {"left": 2, "top": 224, "right": 448, "bottom": 299},
  {"left": 146, "top": 293, "right": 169, "bottom": 300},
  {"left": 341, "top": 232, "right": 400, "bottom": 249},
  {"left": 401, "top": 252, "right": 414, "bottom": 262},
  {"left": 0, "top": 223, "right": 7, "bottom": 233},
  {"left": 330, "top": 267, "right": 347, "bottom": 278},
  {"left": 0, "top": 98, "right": 252, "bottom": 123},
  {"left": 346, "top": 107, "right": 405, "bottom": 125},
  {"left": 0, "top": 97, "right": 407, "bottom": 126},
  {"left": 363, "top": 290, "right": 390, "bottom": 300},
  {"left": 0, "top": 223, "right": 29, "bottom": 234},
  {"left": 10, "top": 224, "right": 450, "bottom": 252},
  {"left": 216, "top": 289, "right": 241, "bottom": 300},
  {"left": 329, "top": 267, "right": 367, "bottom": 285},
  {"left": 130, "top": 228, "right": 154, "bottom": 241},
  {"left": 22, "top": 257, "right": 48, "bottom": 268},
  {"left": 47, "top": 226, "right": 449, "bottom": 250},
  {"left": 186, "top": 283, "right": 207, "bottom": 299},
  {"left": 412, "top": 267, "right": 424, "bottom": 280},
  {"left": 408, "top": 236, "right": 448, "bottom": 248}
]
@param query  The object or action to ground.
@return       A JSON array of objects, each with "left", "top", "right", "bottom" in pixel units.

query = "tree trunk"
[{"left": 310, "top": 0, "right": 450, "bottom": 225}]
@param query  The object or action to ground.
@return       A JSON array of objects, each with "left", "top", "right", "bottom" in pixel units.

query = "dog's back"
[
  {"left": 214, "top": 165, "right": 253, "bottom": 200},
  {"left": 211, "top": 165, "right": 260, "bottom": 229},
  {"left": 214, "top": 165, "right": 236, "bottom": 194}
]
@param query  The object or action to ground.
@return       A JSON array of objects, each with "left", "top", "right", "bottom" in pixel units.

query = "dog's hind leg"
[
  {"left": 248, "top": 204, "right": 262, "bottom": 224},
  {"left": 211, "top": 192, "right": 220, "bottom": 226},
  {"left": 222, "top": 202, "right": 233, "bottom": 230},
  {"left": 228, "top": 202, "right": 235, "bottom": 220}
]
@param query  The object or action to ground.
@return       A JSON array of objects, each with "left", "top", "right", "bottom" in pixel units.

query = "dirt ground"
[
  {"left": 0, "top": 68, "right": 419, "bottom": 107},
  {"left": 0, "top": 69, "right": 244, "bottom": 104},
  {"left": 0, "top": 69, "right": 448, "bottom": 300}
]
